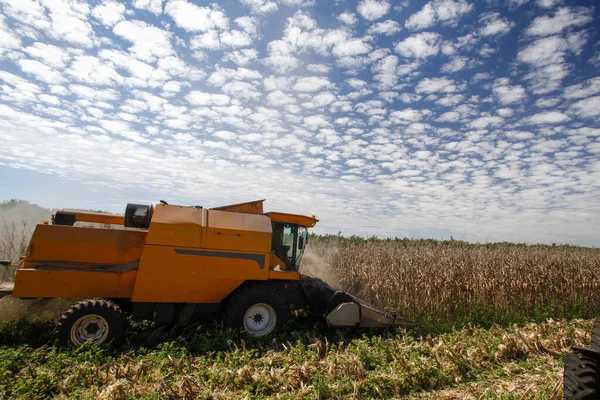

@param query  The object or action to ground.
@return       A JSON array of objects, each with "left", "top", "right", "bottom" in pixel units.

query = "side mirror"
[{"left": 298, "top": 236, "right": 305, "bottom": 250}]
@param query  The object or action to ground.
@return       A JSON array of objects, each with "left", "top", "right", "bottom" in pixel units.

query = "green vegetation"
[{"left": 0, "top": 317, "right": 592, "bottom": 399}]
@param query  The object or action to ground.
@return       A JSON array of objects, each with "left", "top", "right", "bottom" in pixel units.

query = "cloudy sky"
[{"left": 0, "top": 0, "right": 598, "bottom": 246}]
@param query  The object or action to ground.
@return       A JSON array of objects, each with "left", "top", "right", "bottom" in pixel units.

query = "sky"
[{"left": 0, "top": 0, "right": 599, "bottom": 246}]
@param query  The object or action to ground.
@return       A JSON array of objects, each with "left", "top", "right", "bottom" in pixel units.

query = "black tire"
[
  {"left": 591, "top": 319, "right": 600, "bottom": 351},
  {"left": 222, "top": 284, "right": 289, "bottom": 337},
  {"left": 564, "top": 352, "right": 600, "bottom": 400},
  {"left": 58, "top": 299, "right": 125, "bottom": 347}
]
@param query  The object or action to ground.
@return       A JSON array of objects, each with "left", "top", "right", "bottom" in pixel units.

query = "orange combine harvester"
[{"left": 0, "top": 199, "right": 414, "bottom": 346}]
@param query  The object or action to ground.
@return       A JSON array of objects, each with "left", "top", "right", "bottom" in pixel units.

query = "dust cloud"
[
  {"left": 0, "top": 297, "right": 74, "bottom": 322},
  {"left": 0, "top": 201, "right": 59, "bottom": 322},
  {"left": 299, "top": 244, "right": 341, "bottom": 289}
]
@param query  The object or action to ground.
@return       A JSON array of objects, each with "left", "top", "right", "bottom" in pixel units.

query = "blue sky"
[{"left": 0, "top": 0, "right": 599, "bottom": 246}]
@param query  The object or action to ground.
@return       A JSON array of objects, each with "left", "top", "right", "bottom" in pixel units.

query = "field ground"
[
  {"left": 0, "top": 304, "right": 593, "bottom": 399},
  {"left": 1, "top": 217, "right": 599, "bottom": 398}
]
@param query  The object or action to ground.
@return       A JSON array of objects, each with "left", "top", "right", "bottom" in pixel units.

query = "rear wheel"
[
  {"left": 222, "top": 285, "right": 289, "bottom": 337},
  {"left": 564, "top": 352, "right": 600, "bottom": 400},
  {"left": 58, "top": 299, "right": 125, "bottom": 347}
]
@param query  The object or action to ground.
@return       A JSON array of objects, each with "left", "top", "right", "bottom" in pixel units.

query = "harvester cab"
[{"left": 0, "top": 199, "right": 415, "bottom": 347}]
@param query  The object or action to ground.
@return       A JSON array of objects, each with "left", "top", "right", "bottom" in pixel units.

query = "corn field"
[{"left": 308, "top": 236, "right": 600, "bottom": 322}]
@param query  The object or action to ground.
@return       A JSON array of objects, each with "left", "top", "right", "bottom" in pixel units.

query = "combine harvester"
[{"left": 0, "top": 200, "right": 414, "bottom": 346}]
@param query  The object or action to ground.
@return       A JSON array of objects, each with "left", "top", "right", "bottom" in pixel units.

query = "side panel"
[
  {"left": 23, "top": 224, "right": 146, "bottom": 268},
  {"left": 204, "top": 210, "right": 272, "bottom": 252},
  {"left": 131, "top": 245, "right": 270, "bottom": 303},
  {"left": 12, "top": 269, "right": 137, "bottom": 298},
  {"left": 145, "top": 205, "right": 205, "bottom": 248}
]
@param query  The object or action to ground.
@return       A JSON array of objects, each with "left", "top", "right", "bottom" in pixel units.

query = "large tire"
[
  {"left": 222, "top": 284, "right": 289, "bottom": 337},
  {"left": 564, "top": 352, "right": 600, "bottom": 400},
  {"left": 58, "top": 299, "right": 125, "bottom": 347},
  {"left": 591, "top": 319, "right": 600, "bottom": 351}
]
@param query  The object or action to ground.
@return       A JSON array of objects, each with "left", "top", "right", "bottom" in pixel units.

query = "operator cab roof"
[{"left": 265, "top": 212, "right": 318, "bottom": 228}]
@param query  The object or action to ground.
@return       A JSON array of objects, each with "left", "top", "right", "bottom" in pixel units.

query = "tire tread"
[
  {"left": 564, "top": 352, "right": 600, "bottom": 400},
  {"left": 58, "top": 298, "right": 125, "bottom": 347}
]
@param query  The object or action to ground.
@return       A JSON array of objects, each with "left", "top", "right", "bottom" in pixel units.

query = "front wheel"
[
  {"left": 222, "top": 285, "right": 289, "bottom": 337},
  {"left": 58, "top": 299, "right": 125, "bottom": 347}
]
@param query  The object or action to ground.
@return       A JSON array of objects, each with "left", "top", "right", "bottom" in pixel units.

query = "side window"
[{"left": 296, "top": 227, "right": 307, "bottom": 266}]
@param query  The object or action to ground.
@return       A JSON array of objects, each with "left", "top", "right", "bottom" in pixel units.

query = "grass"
[{"left": 0, "top": 317, "right": 593, "bottom": 399}]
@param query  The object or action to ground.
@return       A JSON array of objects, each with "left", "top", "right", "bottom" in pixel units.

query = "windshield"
[{"left": 296, "top": 227, "right": 308, "bottom": 267}]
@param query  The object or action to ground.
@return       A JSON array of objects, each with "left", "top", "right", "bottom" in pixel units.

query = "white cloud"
[
  {"left": 332, "top": 38, "right": 371, "bottom": 57},
  {"left": 303, "top": 92, "right": 336, "bottom": 108},
  {"left": 405, "top": 3, "right": 434, "bottom": 30},
  {"left": 235, "top": 16, "right": 258, "bottom": 37},
  {"left": 518, "top": 35, "right": 565, "bottom": 64},
  {"left": 222, "top": 48, "right": 258, "bottom": 65},
  {"left": 372, "top": 55, "right": 399, "bottom": 89},
  {"left": 415, "top": 77, "right": 459, "bottom": 94},
  {"left": 523, "top": 111, "right": 569, "bottom": 124},
  {"left": 220, "top": 30, "right": 254, "bottom": 48},
  {"left": 113, "top": 20, "right": 174, "bottom": 62},
  {"left": 46, "top": 3, "right": 96, "bottom": 48},
  {"left": 563, "top": 77, "right": 600, "bottom": 99},
  {"left": 526, "top": 7, "right": 592, "bottom": 37},
  {"left": 69, "top": 84, "right": 119, "bottom": 101},
  {"left": 186, "top": 91, "right": 231, "bottom": 106},
  {"left": 165, "top": 0, "right": 229, "bottom": 32},
  {"left": 213, "top": 130, "right": 237, "bottom": 140},
  {"left": 346, "top": 78, "right": 367, "bottom": 89},
  {"left": 292, "top": 76, "right": 331, "bottom": 92},
  {"left": 357, "top": 0, "right": 391, "bottom": 21},
  {"left": 537, "top": 0, "right": 563, "bottom": 8},
  {"left": 338, "top": 11, "right": 357, "bottom": 25},
  {"left": 240, "top": 0, "right": 278, "bottom": 14},
  {"left": 191, "top": 30, "right": 221, "bottom": 50},
  {"left": 467, "top": 116, "right": 503, "bottom": 129},
  {"left": 23, "top": 43, "right": 72, "bottom": 68},
  {"left": 367, "top": 20, "right": 401, "bottom": 36},
  {"left": 266, "top": 90, "right": 296, "bottom": 106},
  {"left": 492, "top": 78, "right": 526, "bottom": 104},
  {"left": 162, "top": 80, "right": 185, "bottom": 95},
  {"left": 263, "top": 75, "right": 294, "bottom": 91},
  {"left": 405, "top": 0, "right": 472, "bottom": 30},
  {"left": 221, "top": 80, "right": 261, "bottom": 100},
  {"left": 66, "top": 55, "right": 124, "bottom": 86},
  {"left": 207, "top": 66, "right": 261, "bottom": 87},
  {"left": 437, "top": 111, "right": 460, "bottom": 122},
  {"left": 395, "top": 32, "right": 440, "bottom": 58},
  {"left": 478, "top": 12, "right": 515, "bottom": 37},
  {"left": 517, "top": 35, "right": 579, "bottom": 94},
  {"left": 92, "top": 1, "right": 125, "bottom": 27},
  {"left": 570, "top": 96, "right": 600, "bottom": 118},
  {"left": 441, "top": 56, "right": 470, "bottom": 73},
  {"left": 389, "top": 108, "right": 423, "bottom": 124},
  {"left": 17, "top": 59, "right": 66, "bottom": 84},
  {"left": 132, "top": 0, "right": 164, "bottom": 14},
  {"left": 307, "top": 64, "right": 330, "bottom": 73},
  {"left": 280, "top": 0, "right": 316, "bottom": 7},
  {"left": 0, "top": 15, "right": 21, "bottom": 55}
]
